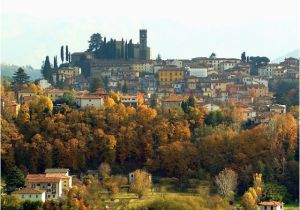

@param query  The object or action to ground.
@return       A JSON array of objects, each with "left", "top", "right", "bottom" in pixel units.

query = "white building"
[
  {"left": 258, "top": 64, "right": 282, "bottom": 77},
  {"left": 166, "top": 59, "right": 183, "bottom": 68},
  {"left": 76, "top": 95, "right": 104, "bottom": 108},
  {"left": 189, "top": 67, "right": 208, "bottom": 77},
  {"left": 12, "top": 188, "right": 46, "bottom": 202},
  {"left": 26, "top": 174, "right": 62, "bottom": 200},
  {"left": 242, "top": 77, "right": 268, "bottom": 87},
  {"left": 38, "top": 79, "right": 51, "bottom": 89},
  {"left": 45, "top": 168, "right": 72, "bottom": 191},
  {"left": 202, "top": 103, "right": 220, "bottom": 113},
  {"left": 258, "top": 201, "right": 283, "bottom": 210}
]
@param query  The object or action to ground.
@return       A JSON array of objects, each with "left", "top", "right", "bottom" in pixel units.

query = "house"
[
  {"left": 258, "top": 64, "right": 282, "bottom": 77},
  {"left": 1, "top": 99, "right": 20, "bottom": 117},
  {"left": 269, "top": 104, "right": 286, "bottom": 114},
  {"left": 17, "top": 91, "right": 37, "bottom": 104},
  {"left": 161, "top": 98, "right": 183, "bottom": 112},
  {"left": 75, "top": 95, "right": 104, "bottom": 108},
  {"left": 158, "top": 67, "right": 184, "bottom": 86},
  {"left": 45, "top": 89, "right": 68, "bottom": 101},
  {"left": 12, "top": 188, "right": 46, "bottom": 202},
  {"left": 120, "top": 93, "right": 144, "bottom": 108},
  {"left": 201, "top": 103, "right": 220, "bottom": 113},
  {"left": 53, "top": 66, "right": 82, "bottom": 83},
  {"left": 258, "top": 201, "right": 284, "bottom": 210},
  {"left": 26, "top": 174, "right": 62, "bottom": 200},
  {"left": 247, "top": 84, "right": 269, "bottom": 97},
  {"left": 166, "top": 59, "right": 183, "bottom": 68},
  {"left": 45, "top": 168, "right": 72, "bottom": 191}
]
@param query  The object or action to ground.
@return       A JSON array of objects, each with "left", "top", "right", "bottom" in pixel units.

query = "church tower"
[{"left": 139, "top": 29, "right": 147, "bottom": 60}]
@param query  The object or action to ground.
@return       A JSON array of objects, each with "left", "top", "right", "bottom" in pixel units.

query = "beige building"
[
  {"left": 258, "top": 201, "right": 283, "bottom": 210},
  {"left": 53, "top": 67, "right": 81, "bottom": 83},
  {"left": 26, "top": 174, "right": 62, "bottom": 200},
  {"left": 45, "top": 89, "right": 68, "bottom": 101},
  {"left": 12, "top": 188, "right": 46, "bottom": 202},
  {"left": 159, "top": 67, "right": 184, "bottom": 86},
  {"left": 161, "top": 98, "right": 183, "bottom": 112},
  {"left": 45, "top": 168, "right": 73, "bottom": 192},
  {"left": 75, "top": 95, "right": 104, "bottom": 108}
]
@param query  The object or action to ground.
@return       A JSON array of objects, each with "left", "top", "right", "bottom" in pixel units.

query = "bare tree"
[{"left": 215, "top": 168, "right": 238, "bottom": 199}]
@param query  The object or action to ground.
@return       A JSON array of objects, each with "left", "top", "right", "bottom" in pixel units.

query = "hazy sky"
[{"left": 1, "top": 0, "right": 299, "bottom": 68}]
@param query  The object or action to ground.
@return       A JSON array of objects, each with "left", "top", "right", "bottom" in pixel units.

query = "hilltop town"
[{"left": 1, "top": 29, "right": 299, "bottom": 210}]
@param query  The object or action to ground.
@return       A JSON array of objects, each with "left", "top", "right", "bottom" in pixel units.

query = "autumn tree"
[
  {"left": 129, "top": 169, "right": 151, "bottom": 198},
  {"left": 98, "top": 162, "right": 111, "bottom": 180},
  {"left": 215, "top": 168, "right": 238, "bottom": 200}
]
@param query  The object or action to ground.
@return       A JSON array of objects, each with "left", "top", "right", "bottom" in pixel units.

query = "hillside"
[{"left": 0, "top": 63, "right": 42, "bottom": 81}]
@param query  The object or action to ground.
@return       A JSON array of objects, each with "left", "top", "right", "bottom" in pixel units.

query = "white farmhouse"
[{"left": 12, "top": 188, "right": 46, "bottom": 202}]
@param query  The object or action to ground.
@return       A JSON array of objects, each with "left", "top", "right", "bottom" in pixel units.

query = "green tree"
[
  {"left": 5, "top": 166, "right": 25, "bottom": 194},
  {"left": 65, "top": 45, "right": 69, "bottom": 62},
  {"left": 60, "top": 46, "right": 64, "bottom": 63},
  {"left": 41, "top": 56, "right": 52, "bottom": 82},
  {"left": 22, "top": 200, "right": 43, "bottom": 210},
  {"left": 87, "top": 33, "right": 102, "bottom": 52},
  {"left": 53, "top": 56, "right": 58, "bottom": 69},
  {"left": 89, "top": 78, "right": 103, "bottom": 92},
  {"left": 241, "top": 52, "right": 246, "bottom": 62},
  {"left": 12, "top": 68, "right": 30, "bottom": 91}
]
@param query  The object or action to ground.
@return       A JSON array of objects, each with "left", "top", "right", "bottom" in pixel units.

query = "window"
[
  {"left": 36, "top": 195, "right": 38, "bottom": 198},
  {"left": 29, "top": 195, "right": 31, "bottom": 198},
  {"left": 48, "top": 195, "right": 50, "bottom": 198},
  {"left": 53, "top": 195, "right": 55, "bottom": 198},
  {"left": 22, "top": 195, "right": 24, "bottom": 198}
]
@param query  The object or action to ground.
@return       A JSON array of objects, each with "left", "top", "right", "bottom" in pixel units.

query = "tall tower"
[{"left": 139, "top": 29, "right": 147, "bottom": 60}]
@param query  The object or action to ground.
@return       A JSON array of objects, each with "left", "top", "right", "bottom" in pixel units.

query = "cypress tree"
[
  {"left": 121, "top": 38, "right": 124, "bottom": 59},
  {"left": 125, "top": 40, "right": 128, "bottom": 60},
  {"left": 60, "top": 46, "right": 64, "bottom": 63},
  {"left": 66, "top": 45, "right": 69, "bottom": 62},
  {"left": 42, "top": 56, "right": 53, "bottom": 82},
  {"left": 53, "top": 56, "right": 58, "bottom": 69}
]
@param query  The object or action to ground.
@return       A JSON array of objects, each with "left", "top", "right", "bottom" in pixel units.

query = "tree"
[
  {"left": 5, "top": 166, "right": 25, "bottom": 193},
  {"left": 66, "top": 45, "right": 69, "bottom": 62},
  {"left": 29, "top": 96, "right": 53, "bottom": 114},
  {"left": 1, "top": 195, "right": 22, "bottom": 210},
  {"left": 156, "top": 54, "right": 162, "bottom": 64},
  {"left": 60, "top": 46, "right": 64, "bottom": 63},
  {"left": 89, "top": 78, "right": 103, "bottom": 92},
  {"left": 241, "top": 191, "right": 257, "bottom": 210},
  {"left": 41, "top": 56, "right": 52, "bottom": 82},
  {"left": 53, "top": 56, "right": 58, "bottom": 69},
  {"left": 209, "top": 52, "right": 216, "bottom": 58},
  {"left": 215, "top": 168, "right": 238, "bottom": 199},
  {"left": 262, "top": 183, "right": 287, "bottom": 202},
  {"left": 12, "top": 68, "right": 30, "bottom": 91},
  {"left": 68, "top": 52, "right": 71, "bottom": 63},
  {"left": 87, "top": 33, "right": 102, "bottom": 52},
  {"left": 98, "top": 162, "right": 111, "bottom": 180},
  {"left": 129, "top": 170, "right": 151, "bottom": 198}
]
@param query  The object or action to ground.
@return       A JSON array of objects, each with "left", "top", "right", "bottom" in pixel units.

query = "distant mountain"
[
  {"left": 272, "top": 49, "right": 300, "bottom": 63},
  {"left": 0, "top": 63, "right": 42, "bottom": 80}
]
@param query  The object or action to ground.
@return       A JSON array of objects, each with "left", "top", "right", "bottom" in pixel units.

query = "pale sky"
[{"left": 1, "top": 0, "right": 299, "bottom": 68}]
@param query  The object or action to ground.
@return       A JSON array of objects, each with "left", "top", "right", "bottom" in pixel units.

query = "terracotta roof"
[
  {"left": 27, "top": 174, "right": 61, "bottom": 183},
  {"left": 12, "top": 188, "right": 45, "bottom": 194},
  {"left": 46, "top": 89, "right": 67, "bottom": 93},
  {"left": 258, "top": 201, "right": 283, "bottom": 206},
  {"left": 161, "top": 98, "right": 183, "bottom": 102},
  {"left": 76, "top": 95, "right": 103, "bottom": 99}
]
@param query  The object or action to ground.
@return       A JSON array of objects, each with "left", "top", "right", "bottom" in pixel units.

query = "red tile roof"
[
  {"left": 26, "top": 174, "right": 61, "bottom": 183},
  {"left": 12, "top": 188, "right": 45, "bottom": 194},
  {"left": 258, "top": 201, "right": 283, "bottom": 206}
]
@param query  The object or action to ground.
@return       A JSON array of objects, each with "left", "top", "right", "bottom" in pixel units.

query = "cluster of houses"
[
  {"left": 12, "top": 168, "right": 72, "bottom": 202},
  {"left": 1, "top": 55, "right": 298, "bottom": 126}
]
